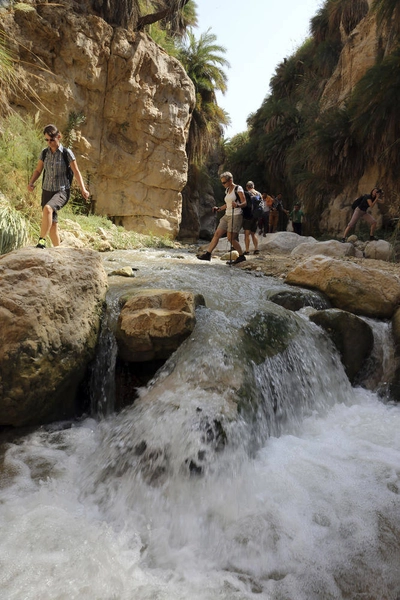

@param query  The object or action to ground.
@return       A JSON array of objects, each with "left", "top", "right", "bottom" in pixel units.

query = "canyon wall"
[{"left": 1, "top": 1, "right": 195, "bottom": 237}]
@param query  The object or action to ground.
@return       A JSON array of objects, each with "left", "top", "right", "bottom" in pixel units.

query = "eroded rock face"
[
  {"left": 116, "top": 289, "right": 205, "bottom": 361},
  {"left": 0, "top": 247, "right": 108, "bottom": 427},
  {"left": 286, "top": 256, "right": 400, "bottom": 319},
  {"left": 2, "top": 2, "right": 195, "bottom": 237}
]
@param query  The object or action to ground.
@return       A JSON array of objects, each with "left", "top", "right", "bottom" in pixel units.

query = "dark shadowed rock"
[
  {"left": 269, "top": 288, "right": 331, "bottom": 312},
  {"left": 309, "top": 308, "right": 374, "bottom": 384}
]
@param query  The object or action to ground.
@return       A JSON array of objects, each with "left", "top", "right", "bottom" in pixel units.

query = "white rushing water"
[{"left": 1, "top": 249, "right": 400, "bottom": 600}]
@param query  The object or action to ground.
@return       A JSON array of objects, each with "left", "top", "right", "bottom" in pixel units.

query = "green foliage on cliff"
[{"left": 224, "top": 0, "right": 399, "bottom": 235}]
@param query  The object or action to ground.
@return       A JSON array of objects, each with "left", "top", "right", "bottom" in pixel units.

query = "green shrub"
[{"left": 0, "top": 194, "right": 29, "bottom": 254}]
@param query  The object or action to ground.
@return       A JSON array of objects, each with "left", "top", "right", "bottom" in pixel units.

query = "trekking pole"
[{"left": 229, "top": 208, "right": 234, "bottom": 267}]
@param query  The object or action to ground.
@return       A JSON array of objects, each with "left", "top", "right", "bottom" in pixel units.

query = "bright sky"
[{"left": 196, "top": 0, "right": 322, "bottom": 138}]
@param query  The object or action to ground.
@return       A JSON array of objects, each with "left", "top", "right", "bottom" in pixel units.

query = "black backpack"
[
  {"left": 351, "top": 195, "right": 364, "bottom": 210},
  {"left": 239, "top": 188, "right": 264, "bottom": 219},
  {"left": 43, "top": 147, "right": 74, "bottom": 185},
  {"left": 242, "top": 189, "right": 254, "bottom": 219},
  {"left": 251, "top": 193, "right": 264, "bottom": 218}
]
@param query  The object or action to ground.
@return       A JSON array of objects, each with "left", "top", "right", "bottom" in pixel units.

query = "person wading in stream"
[
  {"left": 27, "top": 123, "right": 90, "bottom": 248},
  {"left": 197, "top": 171, "right": 247, "bottom": 265}
]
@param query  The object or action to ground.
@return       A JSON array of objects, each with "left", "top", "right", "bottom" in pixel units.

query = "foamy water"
[{"left": 1, "top": 249, "right": 399, "bottom": 599}]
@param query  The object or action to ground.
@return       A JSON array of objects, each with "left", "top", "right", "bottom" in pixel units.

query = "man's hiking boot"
[
  {"left": 341, "top": 237, "right": 346, "bottom": 243},
  {"left": 197, "top": 251, "right": 211, "bottom": 261},
  {"left": 243, "top": 251, "right": 249, "bottom": 255},
  {"left": 369, "top": 236, "right": 378, "bottom": 241},
  {"left": 254, "top": 249, "right": 260, "bottom": 255},
  {"left": 36, "top": 238, "right": 46, "bottom": 249},
  {"left": 226, "top": 254, "right": 246, "bottom": 266}
]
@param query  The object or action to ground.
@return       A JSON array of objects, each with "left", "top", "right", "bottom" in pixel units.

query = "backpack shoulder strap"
[{"left": 62, "top": 146, "right": 70, "bottom": 166}]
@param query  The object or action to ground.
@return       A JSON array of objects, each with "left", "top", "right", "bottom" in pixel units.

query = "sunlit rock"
[
  {"left": 286, "top": 256, "right": 400, "bottom": 319},
  {"left": 291, "top": 239, "right": 356, "bottom": 259},
  {"left": 2, "top": 3, "right": 195, "bottom": 237},
  {"left": 257, "top": 232, "right": 317, "bottom": 254},
  {"left": 116, "top": 289, "right": 205, "bottom": 361}
]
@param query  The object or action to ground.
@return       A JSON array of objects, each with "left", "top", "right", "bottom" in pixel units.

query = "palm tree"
[{"left": 177, "top": 28, "right": 230, "bottom": 164}]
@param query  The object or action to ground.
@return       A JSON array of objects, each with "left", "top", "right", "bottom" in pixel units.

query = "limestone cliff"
[{"left": 1, "top": 0, "right": 195, "bottom": 237}]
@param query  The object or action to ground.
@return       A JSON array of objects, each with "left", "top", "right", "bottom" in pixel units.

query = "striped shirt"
[{"left": 40, "top": 144, "right": 75, "bottom": 192}]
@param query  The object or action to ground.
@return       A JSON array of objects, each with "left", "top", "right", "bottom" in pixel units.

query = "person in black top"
[{"left": 342, "top": 187, "right": 384, "bottom": 242}]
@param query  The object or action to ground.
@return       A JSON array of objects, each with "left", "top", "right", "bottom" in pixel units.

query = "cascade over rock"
[
  {"left": 0, "top": 247, "right": 108, "bottom": 427},
  {"left": 1, "top": 1, "right": 195, "bottom": 237}
]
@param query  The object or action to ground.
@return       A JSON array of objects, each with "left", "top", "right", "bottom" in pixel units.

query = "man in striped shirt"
[{"left": 27, "top": 124, "right": 89, "bottom": 248}]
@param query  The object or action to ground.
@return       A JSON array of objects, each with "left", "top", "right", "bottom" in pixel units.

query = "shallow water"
[{"left": 1, "top": 249, "right": 399, "bottom": 600}]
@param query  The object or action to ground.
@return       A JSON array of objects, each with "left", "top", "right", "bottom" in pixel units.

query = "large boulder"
[
  {"left": 286, "top": 256, "right": 400, "bottom": 319},
  {"left": 116, "top": 289, "right": 205, "bottom": 362},
  {"left": 291, "top": 239, "right": 357, "bottom": 259},
  {"left": 364, "top": 240, "right": 394, "bottom": 262},
  {"left": 0, "top": 248, "right": 108, "bottom": 427},
  {"left": 257, "top": 232, "right": 317, "bottom": 254},
  {"left": 309, "top": 309, "right": 374, "bottom": 384}
]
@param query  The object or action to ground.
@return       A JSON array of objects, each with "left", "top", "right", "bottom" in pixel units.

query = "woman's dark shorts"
[
  {"left": 243, "top": 217, "right": 258, "bottom": 233},
  {"left": 41, "top": 189, "right": 70, "bottom": 223}
]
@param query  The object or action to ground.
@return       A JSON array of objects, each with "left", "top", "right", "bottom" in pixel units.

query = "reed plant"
[{"left": 0, "top": 194, "right": 29, "bottom": 254}]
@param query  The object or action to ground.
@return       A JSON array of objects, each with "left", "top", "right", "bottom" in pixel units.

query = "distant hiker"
[
  {"left": 27, "top": 123, "right": 89, "bottom": 248},
  {"left": 289, "top": 203, "right": 305, "bottom": 235},
  {"left": 243, "top": 181, "right": 261, "bottom": 255},
  {"left": 258, "top": 192, "right": 270, "bottom": 236},
  {"left": 342, "top": 187, "right": 384, "bottom": 242},
  {"left": 275, "top": 193, "right": 289, "bottom": 232},
  {"left": 197, "top": 172, "right": 247, "bottom": 265},
  {"left": 266, "top": 194, "right": 282, "bottom": 233}
]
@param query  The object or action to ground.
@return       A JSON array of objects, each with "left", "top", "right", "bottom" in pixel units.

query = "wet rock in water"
[
  {"left": 291, "top": 239, "right": 356, "bottom": 259},
  {"left": 309, "top": 308, "right": 374, "bottom": 384},
  {"left": 108, "top": 266, "right": 136, "bottom": 277},
  {"left": 269, "top": 288, "right": 331, "bottom": 312}
]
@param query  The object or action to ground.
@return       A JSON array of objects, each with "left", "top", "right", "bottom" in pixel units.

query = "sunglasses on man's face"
[{"left": 221, "top": 179, "right": 230, "bottom": 184}]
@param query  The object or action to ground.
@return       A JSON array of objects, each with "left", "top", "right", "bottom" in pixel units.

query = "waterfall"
[
  {"left": 1, "top": 248, "right": 399, "bottom": 600},
  {"left": 87, "top": 290, "right": 120, "bottom": 417}
]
